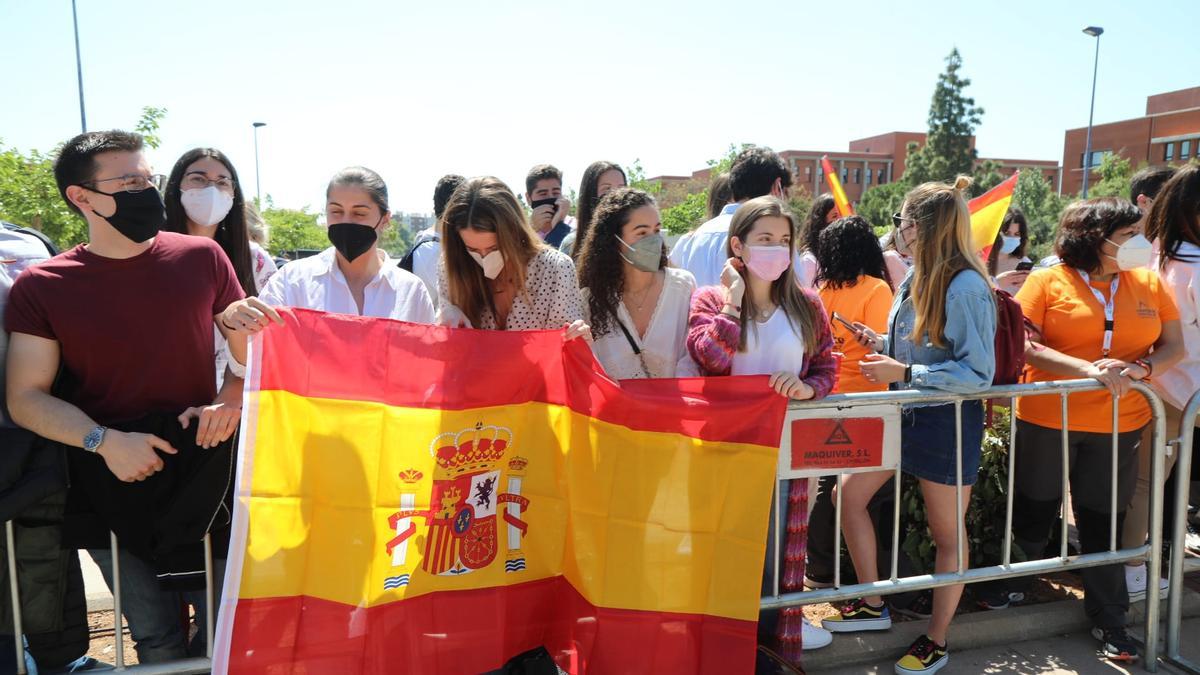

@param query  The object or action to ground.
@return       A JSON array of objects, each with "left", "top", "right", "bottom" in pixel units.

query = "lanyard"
[{"left": 1077, "top": 269, "right": 1118, "bottom": 357}]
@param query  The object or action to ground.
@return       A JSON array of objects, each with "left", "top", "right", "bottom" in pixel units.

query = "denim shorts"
[{"left": 901, "top": 400, "right": 984, "bottom": 486}]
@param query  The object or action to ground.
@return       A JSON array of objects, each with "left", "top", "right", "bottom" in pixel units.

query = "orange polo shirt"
[
  {"left": 1015, "top": 265, "right": 1178, "bottom": 433},
  {"left": 819, "top": 275, "right": 894, "bottom": 393}
]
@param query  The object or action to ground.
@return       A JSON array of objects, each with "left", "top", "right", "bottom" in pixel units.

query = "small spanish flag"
[
  {"left": 213, "top": 309, "right": 786, "bottom": 674},
  {"left": 969, "top": 171, "right": 1019, "bottom": 256},
  {"left": 821, "top": 155, "right": 854, "bottom": 217}
]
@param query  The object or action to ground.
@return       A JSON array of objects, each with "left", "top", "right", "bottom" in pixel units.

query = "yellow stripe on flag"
[
  {"left": 969, "top": 172, "right": 1019, "bottom": 253},
  {"left": 236, "top": 390, "right": 777, "bottom": 622},
  {"left": 821, "top": 155, "right": 854, "bottom": 217}
]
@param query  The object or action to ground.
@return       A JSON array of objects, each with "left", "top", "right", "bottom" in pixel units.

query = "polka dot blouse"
[{"left": 438, "top": 247, "right": 585, "bottom": 330}]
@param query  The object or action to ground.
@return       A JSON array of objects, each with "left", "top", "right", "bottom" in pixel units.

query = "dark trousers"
[
  {"left": 805, "top": 475, "right": 895, "bottom": 583},
  {"left": 1008, "top": 420, "right": 1141, "bottom": 629}
]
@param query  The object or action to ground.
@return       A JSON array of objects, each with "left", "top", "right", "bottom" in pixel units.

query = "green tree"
[
  {"left": 904, "top": 48, "right": 984, "bottom": 186},
  {"left": 856, "top": 181, "right": 908, "bottom": 234},
  {"left": 1013, "top": 170, "right": 1070, "bottom": 261},
  {"left": 971, "top": 159, "right": 1005, "bottom": 197},
  {"left": 380, "top": 216, "right": 416, "bottom": 257},
  {"left": 134, "top": 106, "right": 168, "bottom": 150},
  {"left": 0, "top": 142, "right": 85, "bottom": 248},
  {"left": 1084, "top": 153, "right": 1135, "bottom": 199},
  {"left": 262, "top": 205, "right": 327, "bottom": 256},
  {"left": 662, "top": 191, "right": 708, "bottom": 235}
]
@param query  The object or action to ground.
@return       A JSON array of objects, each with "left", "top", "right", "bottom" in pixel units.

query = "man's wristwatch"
[{"left": 83, "top": 425, "right": 107, "bottom": 454}]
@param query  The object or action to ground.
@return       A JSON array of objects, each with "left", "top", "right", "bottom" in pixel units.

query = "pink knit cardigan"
[{"left": 685, "top": 285, "right": 838, "bottom": 396}]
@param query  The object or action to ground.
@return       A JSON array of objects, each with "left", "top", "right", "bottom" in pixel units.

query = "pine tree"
[{"left": 904, "top": 48, "right": 984, "bottom": 186}]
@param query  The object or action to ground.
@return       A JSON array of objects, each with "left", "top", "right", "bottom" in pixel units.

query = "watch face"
[{"left": 85, "top": 427, "right": 104, "bottom": 451}]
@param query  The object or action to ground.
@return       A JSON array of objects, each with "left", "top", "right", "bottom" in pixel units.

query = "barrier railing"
[
  {"left": 3, "top": 530, "right": 216, "bottom": 674},
  {"left": 763, "top": 378, "right": 1168, "bottom": 672},
  {"left": 1164, "top": 389, "right": 1200, "bottom": 674}
]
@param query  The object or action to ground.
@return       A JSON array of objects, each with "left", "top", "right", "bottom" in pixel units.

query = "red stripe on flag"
[
  {"left": 255, "top": 309, "right": 787, "bottom": 448},
  {"left": 225, "top": 577, "right": 757, "bottom": 674},
  {"left": 968, "top": 172, "right": 1019, "bottom": 213}
]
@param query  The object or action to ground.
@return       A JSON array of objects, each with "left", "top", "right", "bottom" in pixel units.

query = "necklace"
[
  {"left": 625, "top": 276, "right": 658, "bottom": 312},
  {"left": 756, "top": 304, "right": 776, "bottom": 322}
]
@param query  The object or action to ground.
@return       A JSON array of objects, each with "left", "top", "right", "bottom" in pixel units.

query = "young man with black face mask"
[{"left": 4, "top": 130, "right": 255, "bottom": 662}]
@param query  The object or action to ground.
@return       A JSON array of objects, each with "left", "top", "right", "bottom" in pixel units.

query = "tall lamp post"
[
  {"left": 1081, "top": 26, "right": 1104, "bottom": 198},
  {"left": 71, "top": 0, "right": 87, "bottom": 132},
  {"left": 252, "top": 122, "right": 267, "bottom": 206}
]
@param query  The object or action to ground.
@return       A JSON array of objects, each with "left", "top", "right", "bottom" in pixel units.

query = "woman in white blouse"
[
  {"left": 575, "top": 188, "right": 695, "bottom": 379},
  {"left": 437, "top": 176, "right": 590, "bottom": 340},
  {"left": 256, "top": 166, "right": 434, "bottom": 322}
]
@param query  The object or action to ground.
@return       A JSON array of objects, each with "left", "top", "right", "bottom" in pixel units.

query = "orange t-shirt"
[
  {"left": 819, "top": 275, "right": 894, "bottom": 393},
  {"left": 1015, "top": 265, "right": 1179, "bottom": 433}
]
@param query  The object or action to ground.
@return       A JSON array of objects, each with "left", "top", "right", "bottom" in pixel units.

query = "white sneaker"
[
  {"left": 1184, "top": 524, "right": 1200, "bottom": 555},
  {"left": 803, "top": 617, "right": 833, "bottom": 650},
  {"left": 1125, "top": 564, "right": 1168, "bottom": 602}
]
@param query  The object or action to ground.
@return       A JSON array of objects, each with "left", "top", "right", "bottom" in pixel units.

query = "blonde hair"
[
  {"left": 440, "top": 176, "right": 545, "bottom": 328},
  {"left": 244, "top": 201, "right": 268, "bottom": 246},
  {"left": 726, "top": 196, "right": 820, "bottom": 354},
  {"left": 903, "top": 175, "right": 993, "bottom": 349}
]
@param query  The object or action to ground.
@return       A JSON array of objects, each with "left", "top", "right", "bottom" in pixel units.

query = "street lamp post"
[
  {"left": 71, "top": 0, "right": 87, "bottom": 132},
  {"left": 1081, "top": 26, "right": 1104, "bottom": 198},
  {"left": 252, "top": 122, "right": 267, "bottom": 206}
]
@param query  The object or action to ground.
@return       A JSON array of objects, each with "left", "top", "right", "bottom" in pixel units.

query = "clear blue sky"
[{"left": 2, "top": 0, "right": 1197, "bottom": 214}]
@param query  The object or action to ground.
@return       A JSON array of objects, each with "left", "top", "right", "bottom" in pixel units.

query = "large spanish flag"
[
  {"left": 213, "top": 309, "right": 785, "bottom": 674},
  {"left": 969, "top": 171, "right": 1019, "bottom": 256},
  {"left": 821, "top": 155, "right": 854, "bottom": 217}
]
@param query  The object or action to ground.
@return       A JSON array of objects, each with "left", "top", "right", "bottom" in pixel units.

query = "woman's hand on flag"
[
  {"left": 222, "top": 297, "right": 283, "bottom": 333},
  {"left": 563, "top": 319, "right": 592, "bottom": 343}
]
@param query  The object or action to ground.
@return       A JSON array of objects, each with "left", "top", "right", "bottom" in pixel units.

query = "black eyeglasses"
[
  {"left": 892, "top": 212, "right": 919, "bottom": 229},
  {"left": 83, "top": 173, "right": 167, "bottom": 194}
]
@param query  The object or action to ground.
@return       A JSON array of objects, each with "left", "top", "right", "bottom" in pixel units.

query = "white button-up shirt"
[
  {"left": 669, "top": 203, "right": 807, "bottom": 288},
  {"left": 259, "top": 246, "right": 435, "bottom": 322}
]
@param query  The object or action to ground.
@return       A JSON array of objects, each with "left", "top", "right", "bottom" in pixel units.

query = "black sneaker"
[
  {"left": 891, "top": 589, "right": 933, "bottom": 619},
  {"left": 894, "top": 634, "right": 948, "bottom": 674},
  {"left": 823, "top": 598, "right": 892, "bottom": 633},
  {"left": 974, "top": 587, "right": 1010, "bottom": 610},
  {"left": 1091, "top": 627, "right": 1139, "bottom": 662}
]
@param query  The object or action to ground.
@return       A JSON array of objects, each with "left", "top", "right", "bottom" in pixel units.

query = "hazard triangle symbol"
[{"left": 824, "top": 420, "right": 853, "bottom": 445}]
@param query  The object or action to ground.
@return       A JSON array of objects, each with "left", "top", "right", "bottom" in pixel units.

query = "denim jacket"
[{"left": 881, "top": 268, "right": 997, "bottom": 395}]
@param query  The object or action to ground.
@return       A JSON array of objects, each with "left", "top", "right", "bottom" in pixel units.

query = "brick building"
[
  {"left": 650, "top": 132, "right": 1059, "bottom": 204},
  {"left": 1062, "top": 86, "right": 1200, "bottom": 196}
]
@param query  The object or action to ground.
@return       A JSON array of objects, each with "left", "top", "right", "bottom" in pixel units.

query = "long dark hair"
[
  {"left": 986, "top": 205, "right": 1029, "bottom": 276},
  {"left": 164, "top": 148, "right": 254, "bottom": 294},
  {"left": 803, "top": 193, "right": 836, "bottom": 254},
  {"left": 573, "top": 161, "right": 626, "bottom": 257},
  {"left": 576, "top": 188, "right": 661, "bottom": 338},
  {"left": 1146, "top": 164, "right": 1200, "bottom": 268},
  {"left": 814, "top": 216, "right": 890, "bottom": 290}
]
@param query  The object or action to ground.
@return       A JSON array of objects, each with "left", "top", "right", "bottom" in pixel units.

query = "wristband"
[
  {"left": 221, "top": 317, "right": 239, "bottom": 332},
  {"left": 1134, "top": 358, "right": 1153, "bottom": 379}
]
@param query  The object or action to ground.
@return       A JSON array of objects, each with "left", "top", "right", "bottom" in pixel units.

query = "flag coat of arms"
[{"left": 213, "top": 309, "right": 786, "bottom": 674}]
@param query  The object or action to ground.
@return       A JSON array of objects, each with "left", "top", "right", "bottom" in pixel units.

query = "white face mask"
[
  {"left": 1000, "top": 235, "right": 1021, "bottom": 255},
  {"left": 180, "top": 186, "right": 234, "bottom": 227},
  {"left": 1106, "top": 233, "right": 1153, "bottom": 270},
  {"left": 469, "top": 250, "right": 505, "bottom": 279}
]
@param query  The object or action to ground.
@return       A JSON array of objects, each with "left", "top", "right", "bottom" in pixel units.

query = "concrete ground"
[{"left": 814, "top": 617, "right": 1200, "bottom": 674}]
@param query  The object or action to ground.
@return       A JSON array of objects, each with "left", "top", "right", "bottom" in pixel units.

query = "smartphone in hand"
[
  {"left": 1016, "top": 260, "right": 1034, "bottom": 271},
  {"left": 831, "top": 311, "right": 862, "bottom": 335}
]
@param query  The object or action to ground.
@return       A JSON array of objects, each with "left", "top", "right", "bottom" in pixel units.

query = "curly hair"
[
  {"left": 802, "top": 193, "right": 836, "bottom": 254},
  {"left": 1055, "top": 197, "right": 1142, "bottom": 272},
  {"left": 814, "top": 216, "right": 889, "bottom": 290},
  {"left": 575, "top": 187, "right": 661, "bottom": 338}
]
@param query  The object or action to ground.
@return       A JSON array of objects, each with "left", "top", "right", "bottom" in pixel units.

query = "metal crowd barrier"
[
  {"left": 763, "top": 379, "right": 1170, "bottom": 672},
  {"left": 4, "top": 530, "right": 216, "bottom": 674},
  {"left": 1164, "top": 389, "right": 1200, "bottom": 674}
]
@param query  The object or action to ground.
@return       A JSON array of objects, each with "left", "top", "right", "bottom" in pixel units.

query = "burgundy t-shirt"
[{"left": 5, "top": 232, "right": 245, "bottom": 426}]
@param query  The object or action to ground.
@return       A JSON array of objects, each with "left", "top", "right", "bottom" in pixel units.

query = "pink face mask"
[{"left": 743, "top": 245, "right": 791, "bottom": 281}]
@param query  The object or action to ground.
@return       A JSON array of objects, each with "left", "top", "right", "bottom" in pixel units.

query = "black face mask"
[
  {"left": 86, "top": 187, "right": 166, "bottom": 243},
  {"left": 328, "top": 222, "right": 378, "bottom": 262}
]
